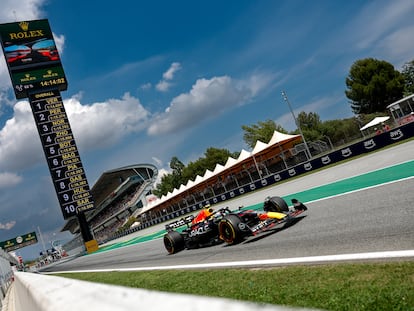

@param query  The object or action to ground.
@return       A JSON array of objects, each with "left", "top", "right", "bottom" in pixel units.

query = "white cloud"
[
  {"left": 0, "top": 93, "right": 150, "bottom": 171},
  {"left": 151, "top": 156, "right": 163, "bottom": 167},
  {"left": 376, "top": 25, "right": 414, "bottom": 67},
  {"left": 148, "top": 75, "right": 261, "bottom": 136},
  {"left": 0, "top": 54, "right": 10, "bottom": 91},
  {"left": 65, "top": 92, "right": 150, "bottom": 149},
  {"left": 0, "top": 220, "right": 16, "bottom": 230},
  {"left": 0, "top": 172, "right": 22, "bottom": 188},
  {"left": 53, "top": 33, "right": 65, "bottom": 55},
  {"left": 0, "top": 71, "right": 272, "bottom": 172},
  {"left": 155, "top": 80, "right": 171, "bottom": 92},
  {"left": 156, "top": 62, "right": 182, "bottom": 92},
  {"left": 0, "top": 100, "right": 44, "bottom": 171},
  {"left": 163, "top": 62, "right": 181, "bottom": 80},
  {"left": 345, "top": 0, "right": 414, "bottom": 56},
  {"left": 0, "top": 0, "right": 45, "bottom": 23},
  {"left": 140, "top": 83, "right": 152, "bottom": 90}
]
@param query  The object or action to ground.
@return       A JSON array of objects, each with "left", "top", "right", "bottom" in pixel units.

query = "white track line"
[{"left": 51, "top": 250, "right": 414, "bottom": 274}]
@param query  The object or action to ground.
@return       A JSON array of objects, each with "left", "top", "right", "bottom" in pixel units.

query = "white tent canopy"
[
  {"left": 140, "top": 130, "right": 302, "bottom": 213},
  {"left": 359, "top": 116, "right": 390, "bottom": 131},
  {"left": 268, "top": 131, "right": 300, "bottom": 145}
]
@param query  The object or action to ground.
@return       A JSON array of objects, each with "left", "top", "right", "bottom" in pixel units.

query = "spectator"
[{"left": 382, "top": 123, "right": 390, "bottom": 131}]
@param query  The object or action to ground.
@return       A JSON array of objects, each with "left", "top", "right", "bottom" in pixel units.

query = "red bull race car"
[{"left": 163, "top": 196, "right": 307, "bottom": 254}]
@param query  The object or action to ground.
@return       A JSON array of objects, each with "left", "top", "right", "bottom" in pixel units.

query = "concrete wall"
[{"left": 5, "top": 272, "right": 316, "bottom": 311}]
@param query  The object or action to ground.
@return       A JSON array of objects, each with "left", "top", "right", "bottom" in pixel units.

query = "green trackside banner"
[
  {"left": 0, "top": 231, "right": 38, "bottom": 252},
  {"left": 0, "top": 19, "right": 67, "bottom": 99}
]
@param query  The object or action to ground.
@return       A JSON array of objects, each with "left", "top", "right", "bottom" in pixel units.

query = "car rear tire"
[
  {"left": 263, "top": 196, "right": 289, "bottom": 212},
  {"left": 163, "top": 231, "right": 185, "bottom": 254},
  {"left": 219, "top": 214, "right": 244, "bottom": 245}
]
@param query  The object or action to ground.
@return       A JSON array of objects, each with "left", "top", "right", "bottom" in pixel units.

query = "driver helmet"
[{"left": 204, "top": 204, "right": 214, "bottom": 217}]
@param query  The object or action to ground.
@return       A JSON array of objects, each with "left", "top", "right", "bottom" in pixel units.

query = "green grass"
[{"left": 57, "top": 261, "right": 414, "bottom": 311}]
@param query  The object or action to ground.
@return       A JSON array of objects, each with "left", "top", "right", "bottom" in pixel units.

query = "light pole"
[
  {"left": 37, "top": 226, "right": 47, "bottom": 254},
  {"left": 281, "top": 91, "right": 312, "bottom": 159}
]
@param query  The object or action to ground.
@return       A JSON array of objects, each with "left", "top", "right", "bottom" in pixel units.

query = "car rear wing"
[{"left": 165, "top": 215, "right": 194, "bottom": 231}]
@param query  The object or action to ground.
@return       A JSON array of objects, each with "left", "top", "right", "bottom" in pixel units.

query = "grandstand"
[
  {"left": 61, "top": 164, "right": 158, "bottom": 254},
  {"left": 134, "top": 131, "right": 303, "bottom": 228}
]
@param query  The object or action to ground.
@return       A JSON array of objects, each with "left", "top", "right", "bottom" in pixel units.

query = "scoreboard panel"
[
  {"left": 29, "top": 90, "right": 94, "bottom": 219},
  {"left": 0, "top": 19, "right": 67, "bottom": 99}
]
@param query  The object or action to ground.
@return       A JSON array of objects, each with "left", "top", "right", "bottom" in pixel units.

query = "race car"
[{"left": 163, "top": 196, "right": 307, "bottom": 254}]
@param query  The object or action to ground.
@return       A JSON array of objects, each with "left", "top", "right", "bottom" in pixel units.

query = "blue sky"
[{"left": 0, "top": 0, "right": 413, "bottom": 260}]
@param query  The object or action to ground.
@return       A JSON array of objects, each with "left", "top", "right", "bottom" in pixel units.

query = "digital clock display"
[{"left": 40, "top": 78, "right": 66, "bottom": 87}]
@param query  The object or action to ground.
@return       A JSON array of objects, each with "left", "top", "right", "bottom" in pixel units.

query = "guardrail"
[{"left": 4, "top": 272, "right": 317, "bottom": 311}]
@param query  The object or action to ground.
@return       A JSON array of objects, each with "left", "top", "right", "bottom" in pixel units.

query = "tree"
[
  {"left": 241, "top": 120, "right": 287, "bottom": 149},
  {"left": 169, "top": 156, "right": 184, "bottom": 181},
  {"left": 318, "top": 118, "right": 361, "bottom": 145},
  {"left": 152, "top": 172, "right": 181, "bottom": 197},
  {"left": 274, "top": 111, "right": 324, "bottom": 143},
  {"left": 345, "top": 58, "right": 404, "bottom": 114},
  {"left": 203, "top": 147, "right": 238, "bottom": 170},
  {"left": 153, "top": 148, "right": 238, "bottom": 197},
  {"left": 182, "top": 147, "right": 238, "bottom": 181},
  {"left": 296, "top": 111, "right": 321, "bottom": 130},
  {"left": 401, "top": 59, "right": 414, "bottom": 96}
]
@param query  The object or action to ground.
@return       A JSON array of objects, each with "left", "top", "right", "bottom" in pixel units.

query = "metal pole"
[
  {"left": 281, "top": 91, "right": 312, "bottom": 159},
  {"left": 323, "top": 135, "right": 334, "bottom": 150},
  {"left": 37, "top": 226, "right": 46, "bottom": 254},
  {"left": 252, "top": 155, "right": 263, "bottom": 180},
  {"left": 277, "top": 142, "right": 288, "bottom": 169}
]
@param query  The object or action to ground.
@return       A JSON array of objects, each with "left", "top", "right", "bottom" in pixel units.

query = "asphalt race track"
[{"left": 42, "top": 140, "right": 414, "bottom": 273}]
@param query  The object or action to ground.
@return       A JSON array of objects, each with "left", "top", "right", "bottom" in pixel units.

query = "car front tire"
[
  {"left": 219, "top": 214, "right": 244, "bottom": 245},
  {"left": 163, "top": 231, "right": 185, "bottom": 254}
]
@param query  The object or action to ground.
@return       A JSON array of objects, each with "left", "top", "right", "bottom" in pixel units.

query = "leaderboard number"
[
  {"left": 64, "top": 204, "right": 76, "bottom": 214},
  {"left": 58, "top": 180, "right": 68, "bottom": 191},
  {"left": 48, "top": 146, "right": 57, "bottom": 155},
  {"left": 33, "top": 102, "right": 46, "bottom": 111},
  {"left": 61, "top": 192, "right": 71, "bottom": 202}
]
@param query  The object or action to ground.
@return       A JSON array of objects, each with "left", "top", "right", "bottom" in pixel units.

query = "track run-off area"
[{"left": 42, "top": 140, "right": 414, "bottom": 273}]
